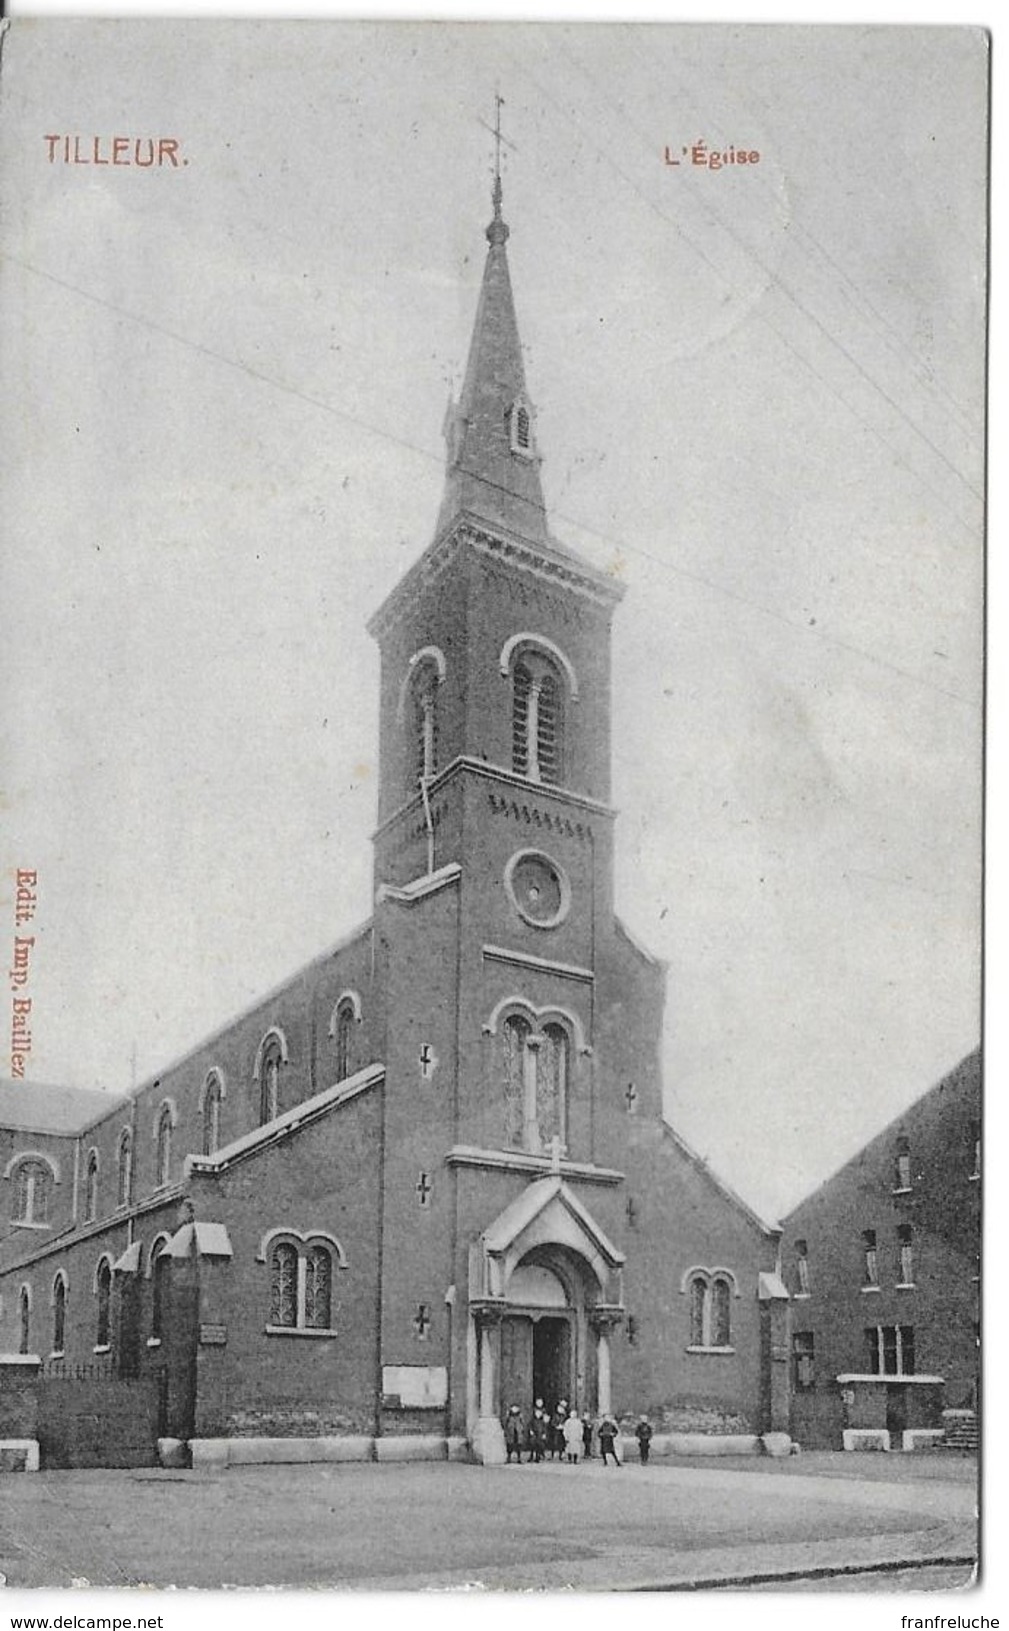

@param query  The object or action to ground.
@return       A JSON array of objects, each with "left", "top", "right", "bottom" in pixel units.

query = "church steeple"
[{"left": 437, "top": 162, "right": 548, "bottom": 545}]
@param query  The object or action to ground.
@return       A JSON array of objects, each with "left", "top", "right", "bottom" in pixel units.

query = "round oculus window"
[{"left": 505, "top": 851, "right": 570, "bottom": 929}]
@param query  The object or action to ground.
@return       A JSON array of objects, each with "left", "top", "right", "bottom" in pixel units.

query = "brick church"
[{"left": 0, "top": 172, "right": 789, "bottom": 1468}]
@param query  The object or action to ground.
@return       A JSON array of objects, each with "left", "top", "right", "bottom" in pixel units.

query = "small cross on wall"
[
  {"left": 624, "top": 1082, "right": 638, "bottom": 1114},
  {"left": 416, "top": 1171, "right": 432, "bottom": 1209},
  {"left": 419, "top": 1043, "right": 438, "bottom": 1079},
  {"left": 413, "top": 1303, "right": 431, "bottom": 1340}
]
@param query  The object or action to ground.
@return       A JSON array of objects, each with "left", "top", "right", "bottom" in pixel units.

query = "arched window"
[
  {"left": 202, "top": 1073, "right": 223, "bottom": 1156},
  {"left": 150, "top": 1239, "right": 170, "bottom": 1342},
  {"left": 711, "top": 1278, "right": 732, "bottom": 1347},
  {"left": 84, "top": 1149, "right": 99, "bottom": 1222},
  {"left": 304, "top": 1244, "right": 333, "bottom": 1330},
  {"left": 512, "top": 651, "right": 565, "bottom": 786},
  {"left": 538, "top": 1023, "right": 569, "bottom": 1149},
  {"left": 795, "top": 1238, "right": 810, "bottom": 1296},
  {"left": 117, "top": 1128, "right": 133, "bottom": 1208},
  {"left": 686, "top": 1270, "right": 734, "bottom": 1351},
  {"left": 412, "top": 661, "right": 440, "bottom": 786},
  {"left": 155, "top": 1105, "right": 173, "bottom": 1188},
  {"left": 259, "top": 1036, "right": 283, "bottom": 1125},
  {"left": 270, "top": 1241, "right": 298, "bottom": 1328},
  {"left": 18, "top": 1285, "right": 31, "bottom": 1354},
  {"left": 502, "top": 1013, "right": 532, "bottom": 1150},
  {"left": 498, "top": 1010, "right": 571, "bottom": 1156},
  {"left": 52, "top": 1273, "right": 67, "bottom": 1354},
  {"left": 95, "top": 1257, "right": 112, "bottom": 1349},
  {"left": 335, "top": 1002, "right": 355, "bottom": 1084},
  {"left": 267, "top": 1235, "right": 337, "bottom": 1333},
  {"left": 689, "top": 1275, "right": 707, "bottom": 1348},
  {"left": 11, "top": 1158, "right": 52, "bottom": 1225}
]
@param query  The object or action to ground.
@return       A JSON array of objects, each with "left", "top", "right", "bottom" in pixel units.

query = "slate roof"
[{"left": 0, "top": 1079, "right": 127, "bottom": 1135}]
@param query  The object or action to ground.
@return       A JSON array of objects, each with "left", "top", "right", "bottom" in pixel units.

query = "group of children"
[{"left": 503, "top": 1401, "right": 654, "bottom": 1467}]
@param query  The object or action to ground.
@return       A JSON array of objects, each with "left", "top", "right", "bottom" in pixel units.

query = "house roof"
[{"left": 0, "top": 1079, "right": 127, "bottom": 1136}]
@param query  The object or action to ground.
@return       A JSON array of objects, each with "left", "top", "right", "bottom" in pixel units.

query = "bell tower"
[
  {"left": 369, "top": 169, "right": 624, "bottom": 876},
  {"left": 367, "top": 155, "right": 627, "bottom": 1179}
]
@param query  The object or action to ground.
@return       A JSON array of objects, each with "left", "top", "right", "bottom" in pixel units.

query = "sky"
[{"left": 0, "top": 19, "right": 986, "bottom": 1223}]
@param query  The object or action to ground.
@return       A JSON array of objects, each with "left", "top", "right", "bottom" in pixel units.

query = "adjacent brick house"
[
  {"left": 783, "top": 1049, "right": 980, "bottom": 1450},
  {"left": 1, "top": 177, "right": 788, "bottom": 1467}
]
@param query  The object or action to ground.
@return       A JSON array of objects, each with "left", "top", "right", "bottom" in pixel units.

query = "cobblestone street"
[{"left": 0, "top": 1452, "right": 977, "bottom": 1593}]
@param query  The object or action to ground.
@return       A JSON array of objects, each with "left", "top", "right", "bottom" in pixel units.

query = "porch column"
[
  {"left": 590, "top": 1309, "right": 623, "bottom": 1418},
  {"left": 479, "top": 1320, "right": 496, "bottom": 1417},
  {"left": 470, "top": 1308, "right": 507, "bottom": 1466},
  {"left": 597, "top": 1327, "right": 612, "bottom": 1416}
]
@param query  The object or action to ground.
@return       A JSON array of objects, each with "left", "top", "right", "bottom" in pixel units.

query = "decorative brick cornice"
[
  {"left": 373, "top": 757, "right": 614, "bottom": 844},
  {"left": 367, "top": 517, "right": 623, "bottom": 642}
]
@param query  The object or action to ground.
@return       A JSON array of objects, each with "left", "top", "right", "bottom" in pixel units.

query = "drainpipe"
[{"left": 419, "top": 774, "right": 435, "bottom": 876}]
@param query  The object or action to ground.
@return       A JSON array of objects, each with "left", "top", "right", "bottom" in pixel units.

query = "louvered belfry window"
[
  {"left": 537, "top": 671, "right": 561, "bottom": 784},
  {"left": 512, "top": 662, "right": 532, "bottom": 776},
  {"left": 511, "top": 653, "right": 563, "bottom": 785}
]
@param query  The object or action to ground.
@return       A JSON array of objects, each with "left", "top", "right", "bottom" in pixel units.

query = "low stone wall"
[
  {"left": 842, "top": 1428, "right": 890, "bottom": 1451},
  {"left": 649, "top": 1432, "right": 761, "bottom": 1458},
  {"left": 901, "top": 1428, "right": 945, "bottom": 1452},
  {"left": 187, "top": 1434, "right": 469, "bottom": 1468}
]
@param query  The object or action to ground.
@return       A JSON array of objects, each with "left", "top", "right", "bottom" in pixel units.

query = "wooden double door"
[{"left": 499, "top": 1312, "right": 573, "bottom": 1415}]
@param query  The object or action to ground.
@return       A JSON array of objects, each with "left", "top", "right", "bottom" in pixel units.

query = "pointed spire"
[{"left": 436, "top": 108, "right": 548, "bottom": 544}]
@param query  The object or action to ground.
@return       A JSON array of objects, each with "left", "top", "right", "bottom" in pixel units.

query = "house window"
[
  {"left": 151, "top": 1240, "right": 170, "bottom": 1342},
  {"left": 512, "top": 653, "right": 564, "bottom": 786},
  {"left": 970, "top": 1120, "right": 980, "bottom": 1179},
  {"left": 686, "top": 1271, "right": 734, "bottom": 1351},
  {"left": 52, "top": 1273, "right": 67, "bottom": 1354},
  {"left": 334, "top": 1002, "right": 355, "bottom": 1084},
  {"left": 259, "top": 1036, "right": 282, "bottom": 1125},
  {"left": 117, "top": 1128, "right": 132, "bottom": 1208},
  {"left": 202, "top": 1073, "right": 223, "bottom": 1156},
  {"left": 155, "top": 1105, "right": 173, "bottom": 1187},
  {"left": 865, "top": 1323, "right": 915, "bottom": 1376},
  {"left": 893, "top": 1136, "right": 911, "bottom": 1191},
  {"left": 84, "top": 1150, "right": 99, "bottom": 1222},
  {"left": 95, "top": 1258, "right": 112, "bottom": 1349},
  {"left": 11, "top": 1158, "right": 52, "bottom": 1225},
  {"left": 267, "top": 1236, "right": 337, "bottom": 1334},
  {"left": 897, "top": 1224, "right": 914, "bottom": 1286},
  {"left": 862, "top": 1229, "right": 878, "bottom": 1287},
  {"left": 795, "top": 1239, "right": 810, "bottom": 1296},
  {"left": 18, "top": 1285, "right": 31, "bottom": 1354},
  {"left": 499, "top": 1010, "right": 570, "bottom": 1155},
  {"left": 793, "top": 1331, "right": 815, "bottom": 1391}
]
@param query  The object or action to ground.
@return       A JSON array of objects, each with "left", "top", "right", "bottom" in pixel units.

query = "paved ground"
[{"left": 0, "top": 1452, "right": 978, "bottom": 1593}]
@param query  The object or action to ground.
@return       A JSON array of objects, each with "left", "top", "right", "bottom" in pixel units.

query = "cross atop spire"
[
  {"left": 435, "top": 107, "right": 549, "bottom": 544},
  {"left": 488, "top": 93, "right": 509, "bottom": 245}
]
